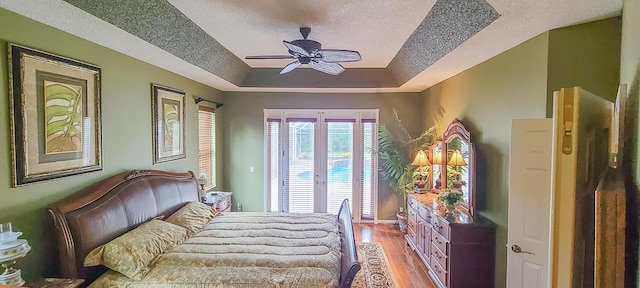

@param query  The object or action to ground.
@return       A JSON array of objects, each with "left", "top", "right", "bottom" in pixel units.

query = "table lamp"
[
  {"left": 0, "top": 222, "right": 30, "bottom": 286},
  {"left": 431, "top": 150, "right": 442, "bottom": 165},
  {"left": 196, "top": 173, "right": 209, "bottom": 201},
  {"left": 448, "top": 150, "right": 467, "bottom": 191},
  {"left": 448, "top": 150, "right": 467, "bottom": 171},
  {"left": 411, "top": 150, "right": 431, "bottom": 193}
]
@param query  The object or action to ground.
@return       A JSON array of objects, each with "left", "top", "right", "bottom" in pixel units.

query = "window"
[{"left": 198, "top": 106, "right": 216, "bottom": 188}]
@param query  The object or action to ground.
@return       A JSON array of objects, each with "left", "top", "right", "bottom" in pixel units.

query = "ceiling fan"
[{"left": 245, "top": 27, "right": 361, "bottom": 75}]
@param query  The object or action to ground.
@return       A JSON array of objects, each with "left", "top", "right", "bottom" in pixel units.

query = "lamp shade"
[
  {"left": 411, "top": 150, "right": 431, "bottom": 166},
  {"left": 448, "top": 150, "right": 467, "bottom": 166},
  {"left": 431, "top": 150, "right": 442, "bottom": 164},
  {"left": 196, "top": 173, "right": 208, "bottom": 186}
]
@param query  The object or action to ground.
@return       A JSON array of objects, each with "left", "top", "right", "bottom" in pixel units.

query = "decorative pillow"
[
  {"left": 84, "top": 245, "right": 105, "bottom": 267},
  {"left": 165, "top": 201, "right": 219, "bottom": 235},
  {"left": 83, "top": 219, "right": 189, "bottom": 280}
]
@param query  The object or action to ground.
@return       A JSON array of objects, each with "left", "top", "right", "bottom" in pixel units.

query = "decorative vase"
[
  {"left": 445, "top": 203, "right": 456, "bottom": 216},
  {"left": 396, "top": 212, "right": 408, "bottom": 233}
]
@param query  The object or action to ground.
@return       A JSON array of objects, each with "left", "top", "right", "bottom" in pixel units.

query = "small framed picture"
[
  {"left": 151, "top": 84, "right": 185, "bottom": 164},
  {"left": 8, "top": 44, "right": 102, "bottom": 186}
]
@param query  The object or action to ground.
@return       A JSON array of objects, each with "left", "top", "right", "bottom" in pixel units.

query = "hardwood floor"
[{"left": 353, "top": 223, "right": 435, "bottom": 288}]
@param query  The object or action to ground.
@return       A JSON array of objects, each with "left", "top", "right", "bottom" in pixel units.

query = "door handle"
[{"left": 511, "top": 245, "right": 535, "bottom": 255}]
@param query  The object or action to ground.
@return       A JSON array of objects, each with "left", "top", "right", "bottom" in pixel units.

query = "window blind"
[
  {"left": 198, "top": 106, "right": 216, "bottom": 188},
  {"left": 361, "top": 122, "right": 376, "bottom": 220},
  {"left": 266, "top": 119, "right": 280, "bottom": 212}
]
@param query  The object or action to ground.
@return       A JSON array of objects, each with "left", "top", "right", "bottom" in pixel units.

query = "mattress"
[{"left": 89, "top": 212, "right": 341, "bottom": 288}]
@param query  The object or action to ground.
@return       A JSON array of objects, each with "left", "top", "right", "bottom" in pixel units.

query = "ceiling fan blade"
[
  {"left": 310, "top": 60, "right": 345, "bottom": 75},
  {"left": 280, "top": 61, "right": 302, "bottom": 74},
  {"left": 245, "top": 55, "right": 295, "bottom": 60},
  {"left": 283, "top": 40, "right": 311, "bottom": 57},
  {"left": 317, "top": 49, "right": 361, "bottom": 63}
]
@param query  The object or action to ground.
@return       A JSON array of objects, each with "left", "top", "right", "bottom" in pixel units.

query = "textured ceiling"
[
  {"left": 169, "top": 0, "right": 432, "bottom": 68},
  {"left": 0, "top": 0, "right": 622, "bottom": 93}
]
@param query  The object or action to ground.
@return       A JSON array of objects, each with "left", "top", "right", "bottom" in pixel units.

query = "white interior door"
[{"left": 507, "top": 119, "right": 554, "bottom": 288}]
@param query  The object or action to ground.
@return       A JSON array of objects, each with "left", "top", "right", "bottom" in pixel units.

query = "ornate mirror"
[
  {"left": 429, "top": 141, "right": 444, "bottom": 192},
  {"left": 443, "top": 118, "right": 475, "bottom": 216}
]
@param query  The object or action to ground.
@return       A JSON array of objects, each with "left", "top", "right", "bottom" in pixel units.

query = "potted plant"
[
  {"left": 437, "top": 189, "right": 464, "bottom": 216},
  {"left": 373, "top": 109, "right": 436, "bottom": 231}
]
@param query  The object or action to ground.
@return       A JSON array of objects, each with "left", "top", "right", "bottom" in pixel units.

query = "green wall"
[
  {"left": 0, "top": 8, "right": 222, "bottom": 280},
  {"left": 421, "top": 32, "right": 550, "bottom": 288},
  {"left": 547, "top": 18, "right": 622, "bottom": 114},
  {"left": 221, "top": 91, "right": 423, "bottom": 220},
  {"left": 420, "top": 18, "right": 621, "bottom": 288}
]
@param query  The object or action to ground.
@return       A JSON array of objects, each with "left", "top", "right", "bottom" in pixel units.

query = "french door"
[{"left": 265, "top": 109, "right": 378, "bottom": 222}]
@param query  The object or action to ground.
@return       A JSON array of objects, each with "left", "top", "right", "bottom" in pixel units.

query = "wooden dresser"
[{"left": 406, "top": 192, "right": 495, "bottom": 288}]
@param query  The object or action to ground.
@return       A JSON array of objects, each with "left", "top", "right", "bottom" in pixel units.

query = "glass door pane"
[
  {"left": 287, "top": 121, "right": 315, "bottom": 213},
  {"left": 326, "top": 121, "right": 354, "bottom": 215}
]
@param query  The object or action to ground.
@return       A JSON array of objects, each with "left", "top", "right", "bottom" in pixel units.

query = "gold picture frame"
[
  {"left": 151, "top": 84, "right": 185, "bottom": 164},
  {"left": 9, "top": 44, "right": 102, "bottom": 186}
]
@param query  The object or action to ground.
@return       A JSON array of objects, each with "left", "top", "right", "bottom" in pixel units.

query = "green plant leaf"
[
  {"left": 45, "top": 82, "right": 83, "bottom": 153},
  {"left": 372, "top": 109, "right": 437, "bottom": 196}
]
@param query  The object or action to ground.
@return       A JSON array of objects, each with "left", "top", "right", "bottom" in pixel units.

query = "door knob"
[{"left": 511, "top": 245, "right": 535, "bottom": 255}]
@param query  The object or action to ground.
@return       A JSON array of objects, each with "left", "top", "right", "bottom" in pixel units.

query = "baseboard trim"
[{"left": 376, "top": 220, "right": 398, "bottom": 224}]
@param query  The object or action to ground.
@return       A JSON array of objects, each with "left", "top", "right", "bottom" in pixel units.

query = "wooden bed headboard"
[{"left": 46, "top": 170, "right": 198, "bottom": 283}]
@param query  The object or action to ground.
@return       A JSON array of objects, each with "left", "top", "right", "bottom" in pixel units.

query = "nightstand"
[
  {"left": 26, "top": 278, "right": 84, "bottom": 288},
  {"left": 202, "top": 192, "right": 232, "bottom": 212}
]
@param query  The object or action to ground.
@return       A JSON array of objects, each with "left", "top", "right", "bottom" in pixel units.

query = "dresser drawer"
[
  {"left": 408, "top": 207, "right": 417, "bottom": 224},
  {"left": 214, "top": 197, "right": 231, "bottom": 212},
  {"left": 408, "top": 196, "right": 418, "bottom": 210},
  {"left": 431, "top": 255, "right": 448, "bottom": 287},
  {"left": 418, "top": 205, "right": 431, "bottom": 222},
  {"left": 431, "top": 243, "right": 448, "bottom": 270},
  {"left": 407, "top": 224, "right": 417, "bottom": 244},
  {"left": 431, "top": 216, "right": 451, "bottom": 240},
  {"left": 408, "top": 218, "right": 417, "bottom": 235},
  {"left": 431, "top": 231, "right": 448, "bottom": 255}
]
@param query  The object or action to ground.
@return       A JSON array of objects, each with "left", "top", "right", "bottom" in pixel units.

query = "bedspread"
[{"left": 89, "top": 212, "right": 342, "bottom": 288}]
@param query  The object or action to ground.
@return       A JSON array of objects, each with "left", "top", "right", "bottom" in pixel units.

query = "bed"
[{"left": 46, "top": 170, "right": 360, "bottom": 287}]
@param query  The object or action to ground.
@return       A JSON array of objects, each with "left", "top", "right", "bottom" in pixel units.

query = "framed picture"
[
  {"left": 8, "top": 44, "right": 102, "bottom": 186},
  {"left": 152, "top": 84, "right": 186, "bottom": 163}
]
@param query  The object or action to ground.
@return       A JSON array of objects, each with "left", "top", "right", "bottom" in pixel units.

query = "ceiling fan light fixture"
[{"left": 246, "top": 27, "right": 361, "bottom": 75}]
